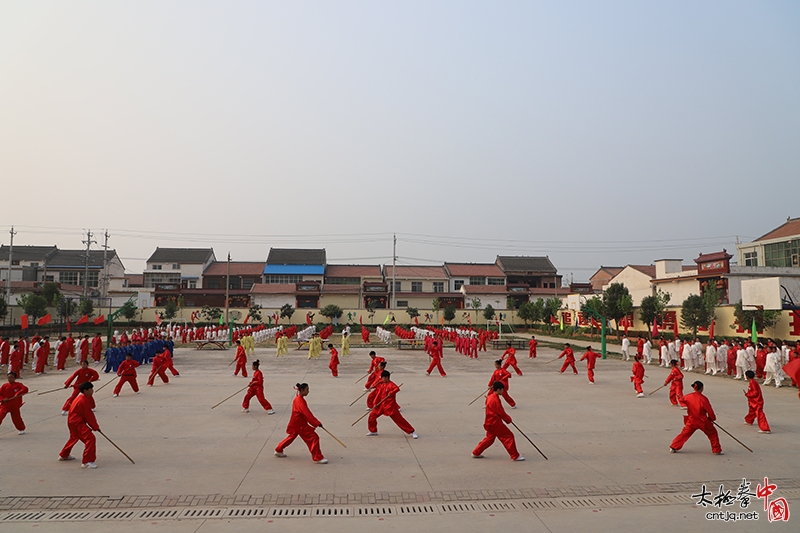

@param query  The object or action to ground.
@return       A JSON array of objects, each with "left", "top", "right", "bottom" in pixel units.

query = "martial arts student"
[
  {"left": 558, "top": 343, "right": 577, "bottom": 375},
  {"left": 146, "top": 349, "right": 169, "bottom": 386},
  {"left": 0, "top": 372, "right": 29, "bottom": 435},
  {"left": 580, "top": 346, "right": 600, "bottom": 384},
  {"left": 341, "top": 332, "right": 351, "bottom": 357},
  {"left": 488, "top": 360, "right": 515, "bottom": 408},
  {"left": 328, "top": 344, "right": 339, "bottom": 377},
  {"left": 659, "top": 339, "right": 669, "bottom": 367},
  {"left": 763, "top": 346, "right": 783, "bottom": 388},
  {"left": 669, "top": 381, "right": 723, "bottom": 455},
  {"left": 426, "top": 338, "right": 446, "bottom": 377},
  {"left": 58, "top": 381, "right": 101, "bottom": 468},
  {"left": 33, "top": 336, "right": 50, "bottom": 374},
  {"left": 232, "top": 339, "right": 248, "bottom": 378},
  {"left": 528, "top": 335, "right": 537, "bottom": 358},
  {"left": 91, "top": 333, "right": 102, "bottom": 363},
  {"left": 631, "top": 355, "right": 645, "bottom": 398},
  {"left": 162, "top": 346, "right": 180, "bottom": 377},
  {"left": 642, "top": 338, "right": 652, "bottom": 365},
  {"left": 663, "top": 360, "right": 685, "bottom": 407},
  {"left": 734, "top": 342, "right": 748, "bottom": 380},
  {"left": 366, "top": 371, "right": 418, "bottom": 439},
  {"left": 704, "top": 341, "right": 718, "bottom": 375},
  {"left": 621, "top": 334, "right": 630, "bottom": 361},
  {"left": 682, "top": 339, "right": 694, "bottom": 371},
  {"left": 0, "top": 337, "right": 9, "bottom": 367},
  {"left": 501, "top": 343, "right": 522, "bottom": 376},
  {"left": 743, "top": 370, "right": 770, "bottom": 433},
  {"left": 274, "top": 383, "right": 327, "bottom": 463},
  {"left": 55, "top": 337, "right": 69, "bottom": 371},
  {"left": 242, "top": 360, "right": 274, "bottom": 414},
  {"left": 9, "top": 342, "right": 23, "bottom": 378},
  {"left": 78, "top": 335, "right": 90, "bottom": 363},
  {"left": 365, "top": 361, "right": 387, "bottom": 410},
  {"left": 471, "top": 381, "right": 523, "bottom": 461},
  {"left": 61, "top": 360, "right": 99, "bottom": 415},
  {"left": 113, "top": 352, "right": 140, "bottom": 397}
]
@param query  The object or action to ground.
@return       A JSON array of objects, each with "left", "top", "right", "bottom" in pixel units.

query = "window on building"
[
  {"left": 11, "top": 260, "right": 20, "bottom": 266},
  {"left": 411, "top": 281, "right": 422, "bottom": 292},
  {"left": 743, "top": 251, "right": 758, "bottom": 266},
  {"left": 152, "top": 264, "right": 162, "bottom": 270},
  {"left": 393, "top": 281, "right": 402, "bottom": 292},
  {"left": 60, "top": 271, "right": 79, "bottom": 285},
  {"left": 453, "top": 280, "right": 464, "bottom": 290},
  {"left": 30, "top": 262, "right": 39, "bottom": 268},
  {"left": 208, "top": 279, "right": 220, "bottom": 289},
  {"left": 397, "top": 300, "right": 408, "bottom": 307},
  {"left": 172, "top": 264, "right": 180, "bottom": 270},
  {"left": 469, "top": 276, "right": 485, "bottom": 285},
  {"left": 487, "top": 277, "right": 505, "bottom": 285},
  {"left": 296, "top": 296, "right": 319, "bottom": 308},
  {"left": 267, "top": 275, "right": 302, "bottom": 284},
  {"left": 229, "top": 278, "right": 241, "bottom": 289},
  {"left": 45, "top": 275, "right": 54, "bottom": 282},
  {"left": 151, "top": 277, "right": 163, "bottom": 284},
  {"left": 326, "top": 277, "right": 360, "bottom": 285},
  {"left": 433, "top": 282, "right": 444, "bottom": 293},
  {"left": 764, "top": 240, "right": 800, "bottom": 268},
  {"left": 79, "top": 271, "right": 99, "bottom": 288},
  {"left": 243, "top": 278, "right": 255, "bottom": 290}
]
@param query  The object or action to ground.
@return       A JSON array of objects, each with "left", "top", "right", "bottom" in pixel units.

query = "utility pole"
[
  {"left": 101, "top": 230, "right": 110, "bottom": 299},
  {"left": 82, "top": 229, "right": 95, "bottom": 299},
  {"left": 391, "top": 234, "right": 397, "bottom": 309},
  {"left": 5, "top": 226, "right": 15, "bottom": 308},
  {"left": 225, "top": 253, "right": 231, "bottom": 345}
]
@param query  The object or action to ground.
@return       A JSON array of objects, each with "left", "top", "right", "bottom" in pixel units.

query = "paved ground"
[{"left": 1, "top": 337, "right": 797, "bottom": 532}]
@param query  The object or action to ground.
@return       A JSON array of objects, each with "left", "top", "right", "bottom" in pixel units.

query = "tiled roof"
[
  {"left": 444, "top": 263, "right": 505, "bottom": 277},
  {"left": 590, "top": 266, "right": 624, "bottom": 280},
  {"left": 47, "top": 249, "right": 118, "bottom": 269},
  {"left": 125, "top": 274, "right": 144, "bottom": 287},
  {"left": 204, "top": 261, "right": 266, "bottom": 276},
  {"left": 250, "top": 284, "right": 296, "bottom": 294},
  {"left": 627, "top": 265, "right": 657, "bottom": 278},
  {"left": 321, "top": 285, "right": 361, "bottom": 294},
  {"left": 0, "top": 245, "right": 57, "bottom": 262},
  {"left": 267, "top": 248, "right": 326, "bottom": 265},
  {"left": 754, "top": 217, "right": 800, "bottom": 242},
  {"left": 495, "top": 256, "right": 557, "bottom": 273},
  {"left": 383, "top": 265, "right": 448, "bottom": 279},
  {"left": 695, "top": 250, "right": 733, "bottom": 263},
  {"left": 147, "top": 248, "right": 215, "bottom": 264},
  {"left": 325, "top": 265, "right": 382, "bottom": 278}
]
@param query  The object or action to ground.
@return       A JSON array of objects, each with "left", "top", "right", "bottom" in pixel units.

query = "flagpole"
[{"left": 225, "top": 253, "right": 231, "bottom": 346}]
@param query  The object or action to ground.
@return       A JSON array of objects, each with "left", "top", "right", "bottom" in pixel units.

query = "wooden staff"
[
  {"left": 510, "top": 421, "right": 548, "bottom": 460},
  {"left": 544, "top": 358, "right": 560, "bottom": 364},
  {"left": 211, "top": 384, "right": 250, "bottom": 409},
  {"left": 351, "top": 383, "right": 402, "bottom": 426},
  {"left": 354, "top": 372, "right": 370, "bottom": 384},
  {"left": 321, "top": 427, "right": 347, "bottom": 448},
  {"left": 98, "top": 430, "right": 135, "bottom": 464},
  {"left": 713, "top": 421, "right": 753, "bottom": 453},
  {"left": 227, "top": 358, "right": 237, "bottom": 367},
  {"left": 648, "top": 383, "right": 667, "bottom": 396},
  {"left": 2, "top": 390, "right": 37, "bottom": 402},
  {"left": 94, "top": 377, "right": 117, "bottom": 393},
  {"left": 38, "top": 386, "right": 68, "bottom": 396},
  {"left": 349, "top": 388, "right": 372, "bottom": 407},
  {"left": 468, "top": 389, "right": 489, "bottom": 406}
]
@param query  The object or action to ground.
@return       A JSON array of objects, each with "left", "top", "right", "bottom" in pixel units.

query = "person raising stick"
[
  {"left": 147, "top": 349, "right": 170, "bottom": 387},
  {"left": 631, "top": 355, "right": 645, "bottom": 398},
  {"left": 274, "top": 383, "right": 327, "bottom": 464},
  {"left": 0, "top": 372, "right": 29, "bottom": 435},
  {"left": 61, "top": 360, "right": 99, "bottom": 415},
  {"left": 743, "top": 370, "right": 771, "bottom": 433},
  {"left": 669, "top": 380, "right": 723, "bottom": 455},
  {"left": 58, "top": 382, "right": 101, "bottom": 468},
  {"left": 664, "top": 360, "right": 686, "bottom": 408},
  {"left": 366, "top": 371, "right": 418, "bottom": 439},
  {"left": 242, "top": 360, "right": 274, "bottom": 414},
  {"left": 580, "top": 346, "right": 601, "bottom": 384},
  {"left": 488, "top": 360, "right": 515, "bottom": 408},
  {"left": 232, "top": 340, "right": 248, "bottom": 378},
  {"left": 558, "top": 343, "right": 577, "bottom": 375},
  {"left": 113, "top": 352, "right": 140, "bottom": 397},
  {"left": 501, "top": 343, "right": 522, "bottom": 376},
  {"left": 472, "top": 381, "right": 524, "bottom": 461},
  {"left": 328, "top": 344, "right": 339, "bottom": 377}
]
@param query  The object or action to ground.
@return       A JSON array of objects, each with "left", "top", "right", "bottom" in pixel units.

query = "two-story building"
[
  {"left": 383, "top": 265, "right": 462, "bottom": 309},
  {"left": 144, "top": 248, "right": 216, "bottom": 289},
  {"left": 737, "top": 217, "right": 800, "bottom": 268},
  {"left": 495, "top": 256, "right": 562, "bottom": 289}
]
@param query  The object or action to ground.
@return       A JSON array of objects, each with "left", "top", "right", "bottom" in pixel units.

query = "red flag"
[
  {"left": 359, "top": 315, "right": 363, "bottom": 325},
  {"left": 652, "top": 318, "right": 659, "bottom": 338},
  {"left": 673, "top": 319, "right": 679, "bottom": 339},
  {"left": 621, "top": 315, "right": 629, "bottom": 334},
  {"left": 414, "top": 316, "right": 419, "bottom": 326},
  {"left": 243, "top": 314, "right": 249, "bottom": 325},
  {"left": 94, "top": 315, "right": 105, "bottom": 325},
  {"left": 708, "top": 320, "right": 715, "bottom": 340},
  {"left": 76, "top": 314, "right": 89, "bottom": 325},
  {"left": 20, "top": 315, "right": 29, "bottom": 330},
  {"left": 37, "top": 313, "right": 52, "bottom": 326},
  {"left": 549, "top": 315, "right": 559, "bottom": 325},
  {"left": 782, "top": 358, "right": 800, "bottom": 387},
  {"left": 66, "top": 316, "right": 71, "bottom": 332}
]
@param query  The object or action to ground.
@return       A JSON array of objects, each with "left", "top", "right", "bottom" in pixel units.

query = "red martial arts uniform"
[
  {"left": 91, "top": 336, "right": 103, "bottom": 362},
  {"left": 59, "top": 393, "right": 99, "bottom": 464},
  {"left": 275, "top": 394, "right": 324, "bottom": 461},
  {"left": 56, "top": 342, "right": 69, "bottom": 370},
  {"left": 35, "top": 342, "right": 49, "bottom": 374},
  {"left": 0, "top": 339, "right": 9, "bottom": 366},
  {"left": 472, "top": 391, "right": 520, "bottom": 460},
  {"left": 9, "top": 347, "right": 23, "bottom": 376},
  {"left": 62, "top": 368, "right": 99, "bottom": 411},
  {"left": 558, "top": 347, "right": 577, "bottom": 374},
  {"left": 426, "top": 343, "right": 446, "bottom": 377},
  {"left": 501, "top": 347, "right": 522, "bottom": 376},
  {"left": 79, "top": 339, "right": 89, "bottom": 363},
  {"left": 664, "top": 367, "right": 685, "bottom": 406},
  {"left": 636, "top": 338, "right": 644, "bottom": 356},
  {"left": 242, "top": 369, "right": 273, "bottom": 411},
  {"left": 147, "top": 353, "right": 169, "bottom": 386},
  {"left": 66, "top": 336, "right": 76, "bottom": 359},
  {"left": 529, "top": 338, "right": 537, "bottom": 358},
  {"left": 489, "top": 368, "right": 515, "bottom": 407},
  {"left": 114, "top": 359, "right": 140, "bottom": 395},
  {"left": 368, "top": 381, "right": 415, "bottom": 435},
  {"left": 233, "top": 345, "right": 248, "bottom": 378},
  {"left": 670, "top": 391, "right": 721, "bottom": 453},
  {"left": 744, "top": 379, "right": 770, "bottom": 432},
  {"left": 329, "top": 347, "right": 339, "bottom": 377},
  {"left": 0, "top": 381, "right": 29, "bottom": 432},
  {"left": 631, "top": 360, "right": 644, "bottom": 394},
  {"left": 162, "top": 349, "right": 179, "bottom": 376},
  {"left": 580, "top": 349, "right": 600, "bottom": 383}
]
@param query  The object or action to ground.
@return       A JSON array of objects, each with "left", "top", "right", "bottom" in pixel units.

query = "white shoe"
[
  {"left": 61, "top": 410, "right": 68, "bottom": 416},
  {"left": 81, "top": 462, "right": 98, "bottom": 469},
  {"left": 669, "top": 448, "right": 677, "bottom": 453},
  {"left": 135, "top": 391, "right": 140, "bottom": 394},
  {"left": 91, "top": 408, "right": 96, "bottom": 412},
  {"left": 242, "top": 408, "right": 249, "bottom": 413},
  {"left": 514, "top": 456, "right": 525, "bottom": 461},
  {"left": 636, "top": 393, "right": 645, "bottom": 398},
  {"left": 365, "top": 407, "right": 371, "bottom": 411},
  {"left": 59, "top": 455, "right": 76, "bottom": 461},
  {"left": 425, "top": 372, "right": 430, "bottom": 376},
  {"left": 315, "top": 458, "right": 328, "bottom": 464},
  {"left": 511, "top": 405, "right": 517, "bottom": 409},
  {"left": 18, "top": 430, "right": 25, "bottom": 435},
  {"left": 411, "top": 432, "right": 419, "bottom": 439},
  {"left": 366, "top": 432, "right": 378, "bottom": 436},
  {"left": 113, "top": 394, "right": 118, "bottom": 398},
  {"left": 758, "top": 430, "right": 771, "bottom": 434},
  {"left": 713, "top": 451, "right": 724, "bottom": 455},
  {"left": 274, "top": 451, "right": 286, "bottom": 457},
  {"left": 267, "top": 410, "right": 275, "bottom": 415},
  {"left": 471, "top": 454, "right": 484, "bottom": 458}
]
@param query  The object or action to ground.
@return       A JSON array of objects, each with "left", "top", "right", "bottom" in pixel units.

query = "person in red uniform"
[
  {"left": 113, "top": 352, "right": 140, "bottom": 396},
  {"left": 528, "top": 335, "right": 538, "bottom": 358},
  {"left": 0, "top": 337, "right": 10, "bottom": 367},
  {"left": 0, "top": 372, "right": 29, "bottom": 435},
  {"left": 669, "top": 381, "right": 723, "bottom": 455},
  {"left": 636, "top": 336, "right": 644, "bottom": 357},
  {"left": 232, "top": 340, "right": 248, "bottom": 378},
  {"left": 162, "top": 346, "right": 179, "bottom": 377},
  {"left": 65, "top": 333, "right": 76, "bottom": 359},
  {"left": 744, "top": 370, "right": 770, "bottom": 433},
  {"left": 58, "top": 381, "right": 101, "bottom": 468},
  {"left": 365, "top": 361, "right": 387, "bottom": 409},
  {"left": 426, "top": 338, "right": 446, "bottom": 377},
  {"left": 501, "top": 343, "right": 522, "bottom": 376},
  {"left": 488, "top": 359, "right": 515, "bottom": 408},
  {"left": 366, "top": 371, "right": 418, "bottom": 439},
  {"left": 361, "top": 326, "right": 370, "bottom": 344},
  {"left": 9, "top": 341, "right": 24, "bottom": 378},
  {"left": 55, "top": 337, "right": 69, "bottom": 371},
  {"left": 147, "top": 350, "right": 170, "bottom": 386},
  {"left": 61, "top": 360, "right": 100, "bottom": 414},
  {"left": 558, "top": 343, "right": 577, "bottom": 375},
  {"left": 580, "top": 346, "right": 601, "bottom": 384},
  {"left": 78, "top": 335, "right": 90, "bottom": 363},
  {"left": 664, "top": 360, "right": 686, "bottom": 407},
  {"left": 326, "top": 343, "right": 340, "bottom": 377},
  {"left": 274, "top": 383, "right": 327, "bottom": 463},
  {"left": 91, "top": 333, "right": 103, "bottom": 363},
  {"left": 472, "top": 381, "right": 523, "bottom": 460},
  {"left": 242, "top": 360, "right": 274, "bottom": 413},
  {"left": 34, "top": 336, "right": 50, "bottom": 374},
  {"left": 631, "top": 355, "right": 645, "bottom": 397}
]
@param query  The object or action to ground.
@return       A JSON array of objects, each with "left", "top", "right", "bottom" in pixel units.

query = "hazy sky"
[{"left": 1, "top": 1, "right": 798, "bottom": 280}]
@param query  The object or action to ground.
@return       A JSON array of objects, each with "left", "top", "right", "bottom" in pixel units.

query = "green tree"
[
  {"left": 431, "top": 298, "right": 440, "bottom": 322},
  {"left": 516, "top": 301, "right": 536, "bottom": 325},
  {"left": 79, "top": 298, "right": 94, "bottom": 318},
  {"left": 443, "top": 305, "right": 456, "bottom": 323},
  {"left": 506, "top": 295, "right": 518, "bottom": 311},
  {"left": 320, "top": 304, "right": 344, "bottom": 323},
  {"left": 201, "top": 305, "right": 223, "bottom": 322},
  {"left": 279, "top": 303, "right": 295, "bottom": 320},
  {"left": 639, "top": 289, "right": 671, "bottom": 337},
  {"left": 42, "top": 282, "right": 61, "bottom": 306},
  {"left": 405, "top": 307, "right": 419, "bottom": 322},
  {"left": 680, "top": 294, "right": 709, "bottom": 338},
  {"left": 731, "top": 301, "right": 781, "bottom": 335},
  {"left": 702, "top": 283, "right": 721, "bottom": 326},
  {"left": 163, "top": 299, "right": 179, "bottom": 320},
  {"left": 483, "top": 304, "right": 496, "bottom": 321},
  {"left": 531, "top": 298, "right": 545, "bottom": 324},
  {"left": 119, "top": 300, "right": 138, "bottom": 321},
  {"left": 543, "top": 297, "right": 561, "bottom": 324},
  {"left": 19, "top": 294, "right": 48, "bottom": 321},
  {"left": 0, "top": 296, "right": 8, "bottom": 322},
  {"left": 602, "top": 283, "right": 633, "bottom": 336},
  {"left": 248, "top": 304, "right": 263, "bottom": 323}
]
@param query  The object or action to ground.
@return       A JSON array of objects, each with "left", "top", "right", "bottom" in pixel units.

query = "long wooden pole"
[
  {"left": 211, "top": 384, "right": 249, "bottom": 409},
  {"left": 98, "top": 430, "right": 135, "bottom": 464},
  {"left": 510, "top": 421, "right": 548, "bottom": 460},
  {"left": 38, "top": 387, "right": 67, "bottom": 396},
  {"left": 647, "top": 383, "right": 667, "bottom": 396},
  {"left": 354, "top": 372, "right": 370, "bottom": 384},
  {"left": 468, "top": 389, "right": 488, "bottom": 406},
  {"left": 713, "top": 421, "right": 753, "bottom": 453},
  {"left": 351, "top": 383, "right": 402, "bottom": 426},
  {"left": 95, "top": 376, "right": 117, "bottom": 393},
  {"left": 349, "top": 388, "right": 371, "bottom": 407},
  {"left": 321, "top": 427, "right": 347, "bottom": 448}
]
